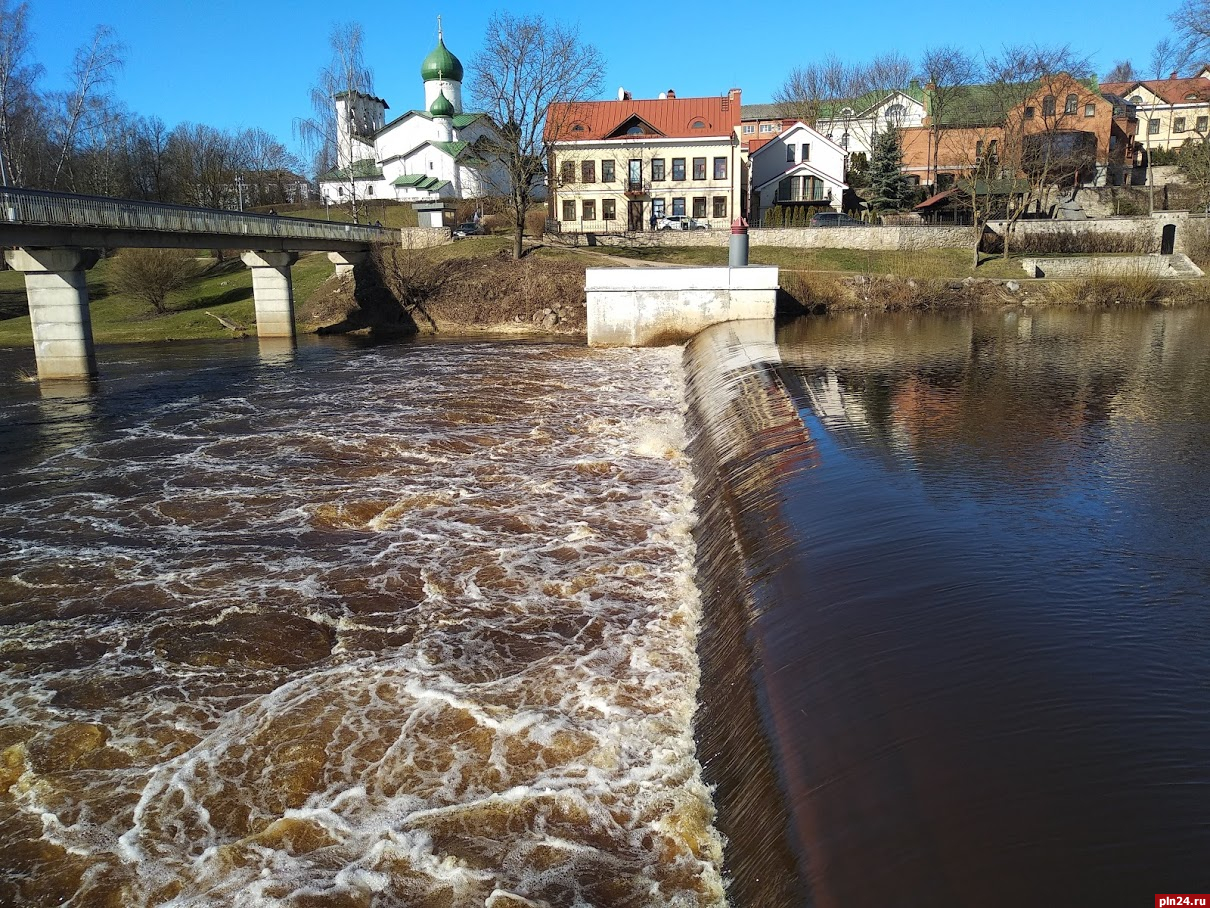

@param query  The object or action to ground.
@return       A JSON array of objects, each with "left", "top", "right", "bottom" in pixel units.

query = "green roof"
[
  {"left": 318, "top": 159, "right": 383, "bottom": 181},
  {"left": 391, "top": 174, "right": 450, "bottom": 192},
  {"left": 430, "top": 90, "right": 455, "bottom": 118},
  {"left": 421, "top": 37, "right": 463, "bottom": 82}
]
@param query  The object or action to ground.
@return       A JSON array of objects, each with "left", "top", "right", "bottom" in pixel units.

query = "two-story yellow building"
[
  {"left": 1102, "top": 69, "right": 1210, "bottom": 153},
  {"left": 546, "top": 89, "right": 743, "bottom": 232}
]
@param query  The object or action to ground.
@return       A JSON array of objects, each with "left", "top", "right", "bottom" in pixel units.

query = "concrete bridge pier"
[
  {"left": 241, "top": 251, "right": 299, "bottom": 339},
  {"left": 4, "top": 247, "right": 100, "bottom": 380},
  {"left": 328, "top": 250, "right": 366, "bottom": 276}
]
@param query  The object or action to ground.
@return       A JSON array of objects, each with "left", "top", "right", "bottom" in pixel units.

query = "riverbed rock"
[{"left": 1006, "top": 280, "right": 1021, "bottom": 293}]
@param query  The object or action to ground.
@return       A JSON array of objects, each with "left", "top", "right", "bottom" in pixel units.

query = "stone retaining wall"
[
  {"left": 566, "top": 225, "right": 973, "bottom": 251},
  {"left": 399, "top": 227, "right": 452, "bottom": 249}
]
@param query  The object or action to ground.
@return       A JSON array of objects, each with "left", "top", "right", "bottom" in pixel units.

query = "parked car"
[
  {"left": 657, "top": 215, "right": 708, "bottom": 231},
  {"left": 809, "top": 212, "right": 863, "bottom": 227},
  {"left": 453, "top": 221, "right": 485, "bottom": 238}
]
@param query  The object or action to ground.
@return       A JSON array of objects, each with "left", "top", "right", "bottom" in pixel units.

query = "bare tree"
[
  {"left": 110, "top": 248, "right": 201, "bottom": 314},
  {"left": 470, "top": 12, "right": 604, "bottom": 259},
  {"left": 49, "top": 25, "right": 123, "bottom": 189},
  {"left": 774, "top": 56, "right": 857, "bottom": 127},
  {"left": 1139, "top": 39, "right": 1196, "bottom": 213},
  {"left": 0, "top": 0, "right": 45, "bottom": 186},
  {"left": 295, "top": 22, "right": 374, "bottom": 222},
  {"left": 1104, "top": 60, "right": 1136, "bottom": 83},
  {"left": 1173, "top": 0, "right": 1210, "bottom": 60},
  {"left": 920, "top": 46, "right": 980, "bottom": 187}
]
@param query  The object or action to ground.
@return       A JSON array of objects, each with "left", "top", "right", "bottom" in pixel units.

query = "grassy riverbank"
[{"left": 2, "top": 238, "right": 1205, "bottom": 348}]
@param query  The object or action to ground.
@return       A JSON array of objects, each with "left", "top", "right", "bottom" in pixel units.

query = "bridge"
[{"left": 1, "top": 187, "right": 399, "bottom": 380}]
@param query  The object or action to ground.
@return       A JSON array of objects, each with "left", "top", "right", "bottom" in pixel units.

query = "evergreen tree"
[{"left": 869, "top": 129, "right": 911, "bottom": 212}]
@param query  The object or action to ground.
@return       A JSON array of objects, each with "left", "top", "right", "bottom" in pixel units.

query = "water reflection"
[
  {"left": 256, "top": 335, "right": 296, "bottom": 367},
  {"left": 690, "top": 308, "right": 1210, "bottom": 908}
]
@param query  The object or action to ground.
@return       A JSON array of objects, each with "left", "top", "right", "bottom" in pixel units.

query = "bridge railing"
[{"left": 0, "top": 185, "right": 395, "bottom": 244}]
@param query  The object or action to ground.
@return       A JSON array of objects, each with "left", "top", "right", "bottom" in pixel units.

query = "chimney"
[
  {"left": 666, "top": 88, "right": 676, "bottom": 99},
  {"left": 729, "top": 87, "right": 742, "bottom": 105},
  {"left": 1171, "top": 70, "right": 1179, "bottom": 79}
]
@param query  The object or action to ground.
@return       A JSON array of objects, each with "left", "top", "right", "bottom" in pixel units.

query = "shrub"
[
  {"left": 1011, "top": 226, "right": 1152, "bottom": 255},
  {"left": 109, "top": 248, "right": 201, "bottom": 314}
]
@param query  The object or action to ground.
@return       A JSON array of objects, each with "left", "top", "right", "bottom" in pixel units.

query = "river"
[
  {"left": 2, "top": 307, "right": 1209, "bottom": 907},
  {"left": 0, "top": 335, "right": 723, "bottom": 906}
]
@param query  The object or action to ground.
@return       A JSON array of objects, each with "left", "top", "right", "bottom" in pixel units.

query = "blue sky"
[{"left": 24, "top": 0, "right": 1183, "bottom": 161}]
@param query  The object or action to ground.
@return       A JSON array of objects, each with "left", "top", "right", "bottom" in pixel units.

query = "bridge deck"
[{"left": 0, "top": 187, "right": 396, "bottom": 252}]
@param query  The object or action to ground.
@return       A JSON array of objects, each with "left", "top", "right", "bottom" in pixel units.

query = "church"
[{"left": 318, "top": 28, "right": 508, "bottom": 204}]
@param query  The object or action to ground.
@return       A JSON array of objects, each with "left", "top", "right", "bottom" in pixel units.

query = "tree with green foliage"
[
  {"left": 110, "top": 248, "right": 200, "bottom": 314},
  {"left": 1178, "top": 136, "right": 1210, "bottom": 208},
  {"left": 868, "top": 129, "right": 911, "bottom": 211}
]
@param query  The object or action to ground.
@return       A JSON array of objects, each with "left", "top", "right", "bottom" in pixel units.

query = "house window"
[
  {"left": 366, "top": 185, "right": 374, "bottom": 196},
  {"left": 1149, "top": 118, "right": 1160, "bottom": 134},
  {"left": 1129, "top": 95, "right": 1142, "bottom": 104},
  {"left": 629, "top": 159, "right": 642, "bottom": 187},
  {"left": 1085, "top": 103, "right": 1096, "bottom": 117},
  {"left": 759, "top": 123, "right": 776, "bottom": 133},
  {"left": 583, "top": 199, "right": 596, "bottom": 220},
  {"left": 1043, "top": 95, "right": 1056, "bottom": 117},
  {"left": 561, "top": 160, "right": 575, "bottom": 184},
  {"left": 885, "top": 103, "right": 906, "bottom": 127},
  {"left": 1199, "top": 115, "right": 1209, "bottom": 132},
  {"left": 627, "top": 125, "right": 645, "bottom": 135},
  {"left": 562, "top": 200, "right": 575, "bottom": 221},
  {"left": 693, "top": 197, "right": 706, "bottom": 217},
  {"left": 581, "top": 160, "right": 596, "bottom": 183},
  {"left": 652, "top": 198, "right": 666, "bottom": 218},
  {"left": 603, "top": 198, "right": 616, "bottom": 220},
  {"left": 801, "top": 144, "right": 810, "bottom": 162},
  {"left": 743, "top": 124, "right": 755, "bottom": 134},
  {"left": 602, "top": 159, "right": 615, "bottom": 182},
  {"left": 1025, "top": 106, "right": 1035, "bottom": 119},
  {"left": 652, "top": 158, "right": 665, "bottom": 181},
  {"left": 1175, "top": 116, "right": 1187, "bottom": 133},
  {"left": 692, "top": 119, "right": 706, "bottom": 129},
  {"left": 1064, "top": 94, "right": 1078, "bottom": 115},
  {"left": 672, "top": 158, "right": 686, "bottom": 180},
  {"left": 714, "top": 157, "right": 727, "bottom": 179},
  {"left": 787, "top": 144, "right": 796, "bottom": 163},
  {"left": 976, "top": 139, "right": 984, "bottom": 159},
  {"left": 671, "top": 197, "right": 686, "bottom": 216},
  {"left": 713, "top": 196, "right": 727, "bottom": 218},
  {"left": 988, "top": 139, "right": 998, "bottom": 160},
  {"left": 693, "top": 157, "right": 706, "bottom": 179}
]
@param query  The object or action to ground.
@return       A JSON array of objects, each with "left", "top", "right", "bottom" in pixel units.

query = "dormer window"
[
  {"left": 571, "top": 123, "right": 585, "bottom": 132},
  {"left": 626, "top": 125, "right": 644, "bottom": 135},
  {"left": 691, "top": 119, "right": 706, "bottom": 129},
  {"left": 1130, "top": 95, "right": 1142, "bottom": 104},
  {"left": 1187, "top": 93, "right": 1199, "bottom": 101}
]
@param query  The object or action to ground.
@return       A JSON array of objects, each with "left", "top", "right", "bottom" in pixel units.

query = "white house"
[
  {"left": 748, "top": 121, "right": 848, "bottom": 225},
  {"left": 815, "top": 85, "right": 928, "bottom": 160},
  {"left": 318, "top": 28, "right": 511, "bottom": 205}
]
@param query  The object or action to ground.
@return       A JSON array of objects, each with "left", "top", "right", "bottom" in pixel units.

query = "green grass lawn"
[{"left": 0, "top": 252, "right": 335, "bottom": 346}]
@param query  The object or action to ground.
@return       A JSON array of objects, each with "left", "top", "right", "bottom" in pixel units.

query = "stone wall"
[
  {"left": 399, "top": 227, "right": 452, "bottom": 249},
  {"left": 1019, "top": 253, "right": 1204, "bottom": 278},
  {"left": 989, "top": 214, "right": 1207, "bottom": 254},
  {"left": 566, "top": 225, "right": 973, "bottom": 251}
]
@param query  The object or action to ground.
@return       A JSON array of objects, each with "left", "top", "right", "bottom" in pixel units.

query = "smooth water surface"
[{"left": 688, "top": 310, "right": 1210, "bottom": 908}]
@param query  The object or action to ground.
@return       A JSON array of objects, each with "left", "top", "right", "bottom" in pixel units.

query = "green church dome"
[
  {"left": 430, "top": 90, "right": 455, "bottom": 118},
  {"left": 421, "top": 38, "right": 463, "bottom": 82}
]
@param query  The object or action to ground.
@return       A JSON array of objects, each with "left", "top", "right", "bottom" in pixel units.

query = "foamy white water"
[{"left": 0, "top": 339, "right": 725, "bottom": 907}]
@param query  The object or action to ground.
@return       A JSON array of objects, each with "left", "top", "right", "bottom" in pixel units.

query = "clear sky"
[{"left": 23, "top": 0, "right": 1184, "bottom": 162}]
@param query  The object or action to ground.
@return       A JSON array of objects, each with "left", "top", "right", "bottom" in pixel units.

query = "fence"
[{"left": 0, "top": 186, "right": 394, "bottom": 244}]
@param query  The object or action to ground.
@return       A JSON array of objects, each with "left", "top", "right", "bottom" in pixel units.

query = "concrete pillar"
[
  {"left": 4, "top": 247, "right": 100, "bottom": 380},
  {"left": 327, "top": 250, "right": 366, "bottom": 277},
  {"left": 241, "top": 251, "right": 299, "bottom": 339}
]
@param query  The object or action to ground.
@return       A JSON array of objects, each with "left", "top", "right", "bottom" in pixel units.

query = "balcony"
[{"left": 625, "top": 179, "right": 650, "bottom": 196}]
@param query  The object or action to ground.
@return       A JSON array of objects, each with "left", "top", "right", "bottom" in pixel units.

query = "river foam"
[{"left": 0, "top": 339, "right": 725, "bottom": 907}]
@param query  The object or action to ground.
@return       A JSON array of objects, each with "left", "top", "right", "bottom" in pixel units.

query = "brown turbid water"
[{"left": 0, "top": 336, "right": 724, "bottom": 907}]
